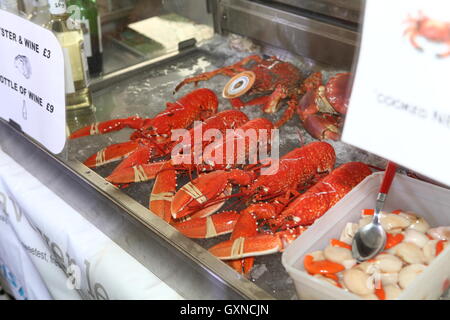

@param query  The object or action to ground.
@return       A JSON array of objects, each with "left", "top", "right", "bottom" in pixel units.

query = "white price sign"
[
  {"left": 0, "top": 10, "right": 65, "bottom": 154},
  {"left": 342, "top": 0, "right": 450, "bottom": 186}
]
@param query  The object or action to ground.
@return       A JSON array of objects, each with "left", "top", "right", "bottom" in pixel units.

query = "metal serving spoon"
[{"left": 352, "top": 161, "right": 398, "bottom": 262}]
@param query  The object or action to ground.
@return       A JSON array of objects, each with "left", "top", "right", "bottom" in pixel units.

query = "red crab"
[
  {"left": 297, "top": 72, "right": 352, "bottom": 140},
  {"left": 404, "top": 11, "right": 450, "bottom": 58},
  {"left": 174, "top": 55, "right": 303, "bottom": 128}
]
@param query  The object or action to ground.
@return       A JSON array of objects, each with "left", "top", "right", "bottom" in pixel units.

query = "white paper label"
[
  {"left": 62, "top": 48, "right": 75, "bottom": 94},
  {"left": 342, "top": 0, "right": 450, "bottom": 186},
  {"left": 98, "top": 15, "right": 103, "bottom": 53},
  {"left": 0, "top": 10, "right": 66, "bottom": 154},
  {"left": 80, "top": 18, "right": 92, "bottom": 57},
  {"left": 97, "top": 15, "right": 103, "bottom": 52}
]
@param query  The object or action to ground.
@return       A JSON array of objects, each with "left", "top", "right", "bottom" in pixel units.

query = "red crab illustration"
[{"left": 404, "top": 11, "right": 450, "bottom": 58}]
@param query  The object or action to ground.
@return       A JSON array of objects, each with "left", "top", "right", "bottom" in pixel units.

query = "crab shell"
[
  {"left": 245, "top": 56, "right": 302, "bottom": 95},
  {"left": 325, "top": 72, "right": 352, "bottom": 115}
]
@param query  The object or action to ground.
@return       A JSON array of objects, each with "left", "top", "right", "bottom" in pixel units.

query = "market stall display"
[
  {"left": 66, "top": 40, "right": 387, "bottom": 299},
  {"left": 1, "top": 0, "right": 449, "bottom": 301}
]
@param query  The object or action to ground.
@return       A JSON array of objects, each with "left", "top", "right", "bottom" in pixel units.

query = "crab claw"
[
  {"left": 303, "top": 113, "right": 341, "bottom": 141},
  {"left": 325, "top": 72, "right": 352, "bottom": 115},
  {"left": 171, "top": 169, "right": 254, "bottom": 219}
]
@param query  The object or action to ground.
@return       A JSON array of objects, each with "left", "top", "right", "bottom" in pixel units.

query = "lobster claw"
[
  {"left": 209, "top": 226, "right": 307, "bottom": 260},
  {"left": 173, "top": 210, "right": 240, "bottom": 239},
  {"left": 171, "top": 170, "right": 233, "bottom": 219},
  {"left": 171, "top": 169, "right": 254, "bottom": 219}
]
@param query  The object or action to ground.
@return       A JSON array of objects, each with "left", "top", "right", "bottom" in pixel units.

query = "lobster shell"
[{"left": 271, "top": 161, "right": 372, "bottom": 229}]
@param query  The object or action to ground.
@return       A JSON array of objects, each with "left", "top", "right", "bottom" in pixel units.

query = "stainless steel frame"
[
  {"left": 214, "top": 0, "right": 359, "bottom": 68},
  {"left": 269, "top": 0, "right": 362, "bottom": 24}
]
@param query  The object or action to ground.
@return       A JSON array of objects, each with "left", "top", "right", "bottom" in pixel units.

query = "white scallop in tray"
[{"left": 282, "top": 172, "right": 450, "bottom": 300}]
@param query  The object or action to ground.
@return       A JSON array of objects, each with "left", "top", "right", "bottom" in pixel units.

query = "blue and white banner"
[{"left": 0, "top": 148, "right": 183, "bottom": 300}]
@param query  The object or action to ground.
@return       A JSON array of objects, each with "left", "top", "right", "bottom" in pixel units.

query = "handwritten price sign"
[
  {"left": 0, "top": 10, "right": 65, "bottom": 154},
  {"left": 342, "top": 0, "right": 450, "bottom": 186}
]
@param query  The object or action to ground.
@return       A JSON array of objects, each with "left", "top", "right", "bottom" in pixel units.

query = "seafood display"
[
  {"left": 67, "top": 46, "right": 389, "bottom": 299},
  {"left": 303, "top": 209, "right": 450, "bottom": 299}
]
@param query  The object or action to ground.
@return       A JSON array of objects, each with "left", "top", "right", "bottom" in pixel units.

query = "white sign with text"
[
  {"left": 0, "top": 10, "right": 65, "bottom": 154},
  {"left": 342, "top": 0, "right": 450, "bottom": 186},
  {"left": 0, "top": 149, "right": 183, "bottom": 300}
]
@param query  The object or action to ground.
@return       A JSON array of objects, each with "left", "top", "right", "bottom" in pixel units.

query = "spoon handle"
[
  {"left": 379, "top": 161, "right": 398, "bottom": 194},
  {"left": 373, "top": 161, "right": 397, "bottom": 224}
]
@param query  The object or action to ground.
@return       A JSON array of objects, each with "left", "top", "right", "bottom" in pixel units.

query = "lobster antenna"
[{"left": 187, "top": 190, "right": 248, "bottom": 212}]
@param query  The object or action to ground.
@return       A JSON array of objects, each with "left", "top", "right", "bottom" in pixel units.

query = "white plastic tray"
[{"left": 282, "top": 172, "right": 450, "bottom": 300}]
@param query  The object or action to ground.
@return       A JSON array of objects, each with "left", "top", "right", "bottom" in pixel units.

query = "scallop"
[
  {"left": 340, "top": 222, "right": 359, "bottom": 245},
  {"left": 427, "top": 226, "right": 450, "bottom": 241},
  {"left": 399, "top": 211, "right": 419, "bottom": 222},
  {"left": 393, "top": 242, "right": 426, "bottom": 264},
  {"left": 309, "top": 250, "right": 325, "bottom": 261},
  {"left": 403, "top": 229, "right": 429, "bottom": 248},
  {"left": 375, "top": 254, "right": 403, "bottom": 273},
  {"left": 400, "top": 212, "right": 430, "bottom": 233},
  {"left": 343, "top": 268, "right": 374, "bottom": 296},
  {"left": 408, "top": 217, "right": 431, "bottom": 233},
  {"left": 384, "top": 284, "right": 403, "bottom": 300},
  {"left": 342, "top": 259, "right": 357, "bottom": 270},
  {"left": 381, "top": 214, "right": 411, "bottom": 233},
  {"left": 313, "top": 274, "right": 338, "bottom": 287},
  {"left": 398, "top": 264, "right": 426, "bottom": 289},
  {"left": 357, "top": 260, "right": 376, "bottom": 274},
  {"left": 359, "top": 216, "right": 373, "bottom": 228},
  {"left": 423, "top": 239, "right": 439, "bottom": 264},
  {"left": 324, "top": 245, "right": 353, "bottom": 265},
  {"left": 380, "top": 272, "right": 399, "bottom": 286}
]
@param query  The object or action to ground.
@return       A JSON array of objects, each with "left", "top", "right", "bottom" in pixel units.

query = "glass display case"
[{"left": 1, "top": 0, "right": 449, "bottom": 300}]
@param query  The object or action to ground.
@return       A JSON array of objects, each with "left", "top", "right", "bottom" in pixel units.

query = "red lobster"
[
  {"left": 269, "top": 161, "right": 372, "bottom": 230},
  {"left": 208, "top": 162, "right": 372, "bottom": 273},
  {"left": 170, "top": 141, "right": 337, "bottom": 220},
  {"left": 69, "top": 88, "right": 219, "bottom": 173},
  {"left": 297, "top": 72, "right": 352, "bottom": 140},
  {"left": 106, "top": 115, "right": 274, "bottom": 223},
  {"left": 175, "top": 55, "right": 303, "bottom": 128},
  {"left": 149, "top": 117, "right": 274, "bottom": 223},
  {"left": 105, "top": 109, "right": 250, "bottom": 184},
  {"left": 171, "top": 142, "right": 337, "bottom": 273}
]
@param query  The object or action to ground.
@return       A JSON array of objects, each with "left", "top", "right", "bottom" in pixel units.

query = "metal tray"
[{"left": 66, "top": 35, "right": 387, "bottom": 300}]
